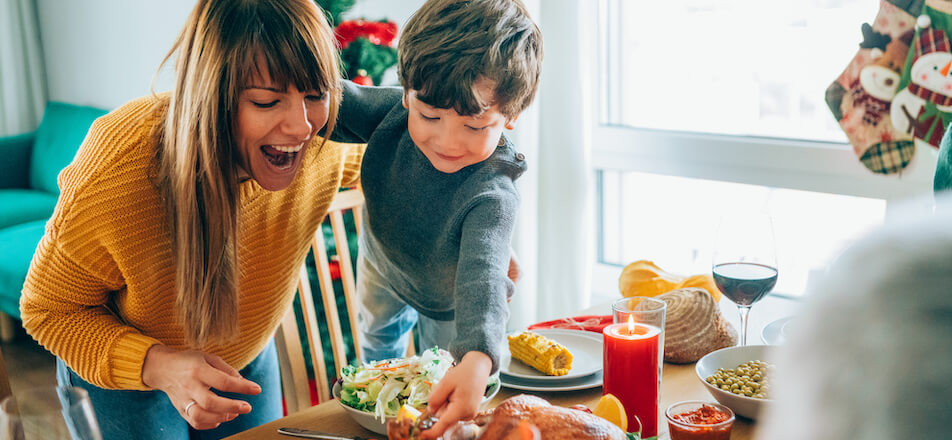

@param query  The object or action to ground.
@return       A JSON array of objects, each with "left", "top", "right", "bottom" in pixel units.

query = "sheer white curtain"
[
  {"left": 0, "top": 0, "right": 47, "bottom": 136},
  {"left": 509, "top": 0, "right": 595, "bottom": 330}
]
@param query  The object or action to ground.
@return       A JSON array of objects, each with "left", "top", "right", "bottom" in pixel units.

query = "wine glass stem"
[{"left": 737, "top": 305, "right": 752, "bottom": 346}]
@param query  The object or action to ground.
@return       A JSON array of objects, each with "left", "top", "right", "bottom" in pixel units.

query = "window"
[
  {"left": 598, "top": 171, "right": 886, "bottom": 296},
  {"left": 599, "top": 0, "right": 879, "bottom": 141},
  {"left": 591, "top": 0, "right": 934, "bottom": 300}
]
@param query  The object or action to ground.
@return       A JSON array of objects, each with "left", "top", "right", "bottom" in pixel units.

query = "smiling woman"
[{"left": 17, "top": 1, "right": 361, "bottom": 439}]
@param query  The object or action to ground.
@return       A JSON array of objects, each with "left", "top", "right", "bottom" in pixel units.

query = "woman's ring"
[{"left": 185, "top": 400, "right": 197, "bottom": 417}]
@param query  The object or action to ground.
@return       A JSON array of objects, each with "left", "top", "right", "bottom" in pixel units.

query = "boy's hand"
[
  {"left": 421, "top": 351, "right": 492, "bottom": 439},
  {"left": 507, "top": 252, "right": 521, "bottom": 285}
]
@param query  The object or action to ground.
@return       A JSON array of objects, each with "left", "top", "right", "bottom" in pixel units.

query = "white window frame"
[{"left": 590, "top": 0, "right": 936, "bottom": 298}]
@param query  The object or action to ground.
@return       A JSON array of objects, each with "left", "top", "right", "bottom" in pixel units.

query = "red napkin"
[{"left": 528, "top": 315, "right": 613, "bottom": 334}]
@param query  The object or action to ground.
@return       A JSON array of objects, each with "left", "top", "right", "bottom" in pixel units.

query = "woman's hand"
[
  {"left": 142, "top": 345, "right": 262, "bottom": 430},
  {"left": 421, "top": 351, "right": 492, "bottom": 439}
]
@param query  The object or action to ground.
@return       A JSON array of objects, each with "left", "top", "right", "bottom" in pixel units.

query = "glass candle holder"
[{"left": 603, "top": 297, "right": 666, "bottom": 437}]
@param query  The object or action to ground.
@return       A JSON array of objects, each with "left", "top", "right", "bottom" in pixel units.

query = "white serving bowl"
[
  {"left": 333, "top": 376, "right": 501, "bottom": 435},
  {"left": 695, "top": 344, "right": 776, "bottom": 420}
]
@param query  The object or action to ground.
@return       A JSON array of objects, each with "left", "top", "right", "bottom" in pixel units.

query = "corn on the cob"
[{"left": 508, "top": 331, "right": 573, "bottom": 376}]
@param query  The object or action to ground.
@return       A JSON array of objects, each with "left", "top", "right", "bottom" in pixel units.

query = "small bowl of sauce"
[{"left": 665, "top": 401, "right": 734, "bottom": 440}]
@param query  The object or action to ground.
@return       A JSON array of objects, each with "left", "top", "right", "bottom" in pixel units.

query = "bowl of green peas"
[{"left": 695, "top": 344, "right": 777, "bottom": 420}]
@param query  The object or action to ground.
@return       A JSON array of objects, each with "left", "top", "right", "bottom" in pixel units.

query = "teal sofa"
[{"left": 0, "top": 102, "right": 108, "bottom": 336}]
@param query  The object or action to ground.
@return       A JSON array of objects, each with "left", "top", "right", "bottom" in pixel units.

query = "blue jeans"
[
  {"left": 56, "top": 339, "right": 281, "bottom": 440},
  {"left": 357, "top": 256, "right": 457, "bottom": 363}
]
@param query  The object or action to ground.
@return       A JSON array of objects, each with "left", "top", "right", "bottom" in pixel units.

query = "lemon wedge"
[
  {"left": 592, "top": 393, "right": 627, "bottom": 432},
  {"left": 397, "top": 404, "right": 422, "bottom": 422}
]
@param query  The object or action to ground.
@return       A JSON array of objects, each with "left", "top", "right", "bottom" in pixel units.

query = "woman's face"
[{"left": 235, "top": 68, "right": 329, "bottom": 191}]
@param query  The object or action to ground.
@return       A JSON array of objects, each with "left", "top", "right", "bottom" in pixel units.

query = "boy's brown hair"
[{"left": 398, "top": 0, "right": 543, "bottom": 120}]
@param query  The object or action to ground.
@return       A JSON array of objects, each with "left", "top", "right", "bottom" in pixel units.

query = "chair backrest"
[
  {"left": 276, "top": 189, "right": 367, "bottom": 413},
  {"left": 276, "top": 188, "right": 418, "bottom": 413}
]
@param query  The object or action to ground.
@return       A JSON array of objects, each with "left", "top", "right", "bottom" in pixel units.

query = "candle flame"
[{"left": 627, "top": 314, "right": 635, "bottom": 334}]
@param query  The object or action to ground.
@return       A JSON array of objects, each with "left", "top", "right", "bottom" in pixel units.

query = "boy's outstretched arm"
[
  {"left": 320, "top": 80, "right": 402, "bottom": 143},
  {"left": 421, "top": 351, "right": 492, "bottom": 439}
]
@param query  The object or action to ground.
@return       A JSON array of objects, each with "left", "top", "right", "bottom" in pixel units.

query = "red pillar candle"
[{"left": 603, "top": 317, "right": 662, "bottom": 438}]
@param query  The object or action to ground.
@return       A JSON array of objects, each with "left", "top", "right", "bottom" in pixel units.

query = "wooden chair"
[{"left": 275, "top": 189, "right": 418, "bottom": 414}]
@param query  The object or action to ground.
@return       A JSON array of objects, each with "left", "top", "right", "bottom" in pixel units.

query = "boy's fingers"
[
  {"left": 421, "top": 405, "right": 467, "bottom": 439},
  {"left": 426, "top": 380, "right": 451, "bottom": 413}
]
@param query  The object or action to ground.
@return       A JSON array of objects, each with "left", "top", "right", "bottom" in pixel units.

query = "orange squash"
[
  {"left": 617, "top": 260, "right": 681, "bottom": 298},
  {"left": 678, "top": 273, "right": 722, "bottom": 303},
  {"left": 618, "top": 260, "right": 722, "bottom": 302}
]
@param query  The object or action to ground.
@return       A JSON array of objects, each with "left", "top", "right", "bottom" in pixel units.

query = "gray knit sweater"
[{"left": 329, "top": 81, "right": 526, "bottom": 372}]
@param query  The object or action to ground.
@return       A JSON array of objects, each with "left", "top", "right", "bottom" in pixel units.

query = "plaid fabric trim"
[
  {"left": 908, "top": 82, "right": 952, "bottom": 107},
  {"left": 916, "top": 28, "right": 951, "bottom": 58},
  {"left": 860, "top": 140, "right": 916, "bottom": 174}
]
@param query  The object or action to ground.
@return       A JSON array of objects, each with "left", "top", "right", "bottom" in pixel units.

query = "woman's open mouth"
[{"left": 261, "top": 144, "right": 303, "bottom": 171}]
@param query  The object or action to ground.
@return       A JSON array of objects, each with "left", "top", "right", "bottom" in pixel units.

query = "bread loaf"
[{"left": 655, "top": 288, "right": 737, "bottom": 363}]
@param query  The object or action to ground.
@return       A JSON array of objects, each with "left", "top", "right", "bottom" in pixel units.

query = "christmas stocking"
[
  {"left": 890, "top": 0, "right": 952, "bottom": 162},
  {"left": 826, "top": 0, "right": 918, "bottom": 174}
]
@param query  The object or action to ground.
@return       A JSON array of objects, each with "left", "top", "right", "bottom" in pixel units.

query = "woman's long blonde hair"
[{"left": 154, "top": 0, "right": 341, "bottom": 346}]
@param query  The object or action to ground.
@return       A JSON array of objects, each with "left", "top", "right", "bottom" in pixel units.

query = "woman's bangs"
[{"left": 255, "top": 26, "right": 331, "bottom": 95}]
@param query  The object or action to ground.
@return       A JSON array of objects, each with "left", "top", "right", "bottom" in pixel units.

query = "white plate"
[
  {"left": 761, "top": 316, "right": 793, "bottom": 345},
  {"left": 500, "top": 329, "right": 603, "bottom": 381},
  {"left": 501, "top": 371, "right": 603, "bottom": 392}
]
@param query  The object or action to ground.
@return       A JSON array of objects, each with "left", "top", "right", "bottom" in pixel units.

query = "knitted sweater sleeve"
[
  {"left": 339, "top": 141, "right": 366, "bottom": 189},
  {"left": 450, "top": 194, "right": 518, "bottom": 374},
  {"left": 20, "top": 102, "right": 162, "bottom": 390},
  {"left": 21, "top": 235, "right": 161, "bottom": 390},
  {"left": 326, "top": 80, "right": 403, "bottom": 144}
]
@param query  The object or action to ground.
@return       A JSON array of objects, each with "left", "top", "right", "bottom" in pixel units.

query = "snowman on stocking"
[
  {"left": 826, "top": 0, "right": 918, "bottom": 175},
  {"left": 891, "top": 14, "right": 952, "bottom": 152}
]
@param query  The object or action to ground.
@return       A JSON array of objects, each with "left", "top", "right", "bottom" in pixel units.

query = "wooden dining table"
[{"left": 226, "top": 295, "right": 798, "bottom": 440}]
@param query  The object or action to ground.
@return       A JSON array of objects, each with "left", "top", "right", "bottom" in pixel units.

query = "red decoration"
[
  {"left": 528, "top": 315, "right": 613, "bottom": 333},
  {"left": 352, "top": 75, "right": 374, "bottom": 86},
  {"left": 335, "top": 19, "right": 397, "bottom": 49}
]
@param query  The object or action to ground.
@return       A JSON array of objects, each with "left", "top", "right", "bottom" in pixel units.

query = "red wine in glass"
[
  {"left": 712, "top": 262, "right": 778, "bottom": 306},
  {"left": 712, "top": 213, "right": 777, "bottom": 346}
]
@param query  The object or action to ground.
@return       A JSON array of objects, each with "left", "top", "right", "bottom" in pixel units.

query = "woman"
[{"left": 19, "top": 0, "right": 357, "bottom": 438}]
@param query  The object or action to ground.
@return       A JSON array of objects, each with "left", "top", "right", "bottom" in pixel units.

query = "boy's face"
[{"left": 403, "top": 78, "right": 515, "bottom": 173}]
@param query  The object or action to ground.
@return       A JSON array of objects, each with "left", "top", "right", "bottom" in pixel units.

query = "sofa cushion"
[
  {"left": 0, "top": 220, "right": 47, "bottom": 318},
  {"left": 30, "top": 102, "right": 108, "bottom": 194},
  {"left": 0, "top": 189, "right": 58, "bottom": 230}
]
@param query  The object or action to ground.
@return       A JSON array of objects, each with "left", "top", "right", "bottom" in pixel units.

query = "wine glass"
[
  {"left": 712, "top": 213, "right": 778, "bottom": 346},
  {"left": 0, "top": 386, "right": 102, "bottom": 440}
]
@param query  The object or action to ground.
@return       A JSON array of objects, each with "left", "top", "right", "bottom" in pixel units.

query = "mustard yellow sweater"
[{"left": 20, "top": 94, "right": 363, "bottom": 390}]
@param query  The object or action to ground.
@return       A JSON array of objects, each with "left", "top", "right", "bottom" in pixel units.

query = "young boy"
[{"left": 328, "top": 0, "right": 542, "bottom": 436}]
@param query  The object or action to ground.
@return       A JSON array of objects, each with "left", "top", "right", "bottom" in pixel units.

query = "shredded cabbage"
[{"left": 338, "top": 347, "right": 455, "bottom": 421}]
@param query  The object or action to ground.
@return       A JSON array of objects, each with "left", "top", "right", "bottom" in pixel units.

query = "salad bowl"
[
  {"left": 332, "top": 378, "right": 500, "bottom": 435},
  {"left": 334, "top": 349, "right": 501, "bottom": 435}
]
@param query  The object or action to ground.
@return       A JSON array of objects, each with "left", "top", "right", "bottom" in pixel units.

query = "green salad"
[{"left": 339, "top": 348, "right": 455, "bottom": 422}]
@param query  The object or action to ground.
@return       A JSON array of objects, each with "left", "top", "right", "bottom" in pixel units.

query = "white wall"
[
  {"left": 36, "top": 0, "right": 194, "bottom": 110},
  {"left": 344, "top": 0, "right": 418, "bottom": 26},
  {"left": 34, "top": 1, "right": 427, "bottom": 110}
]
